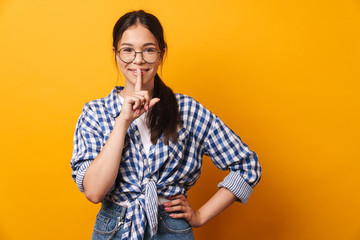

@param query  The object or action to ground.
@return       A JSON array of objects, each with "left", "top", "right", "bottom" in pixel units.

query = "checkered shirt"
[{"left": 70, "top": 86, "right": 262, "bottom": 240}]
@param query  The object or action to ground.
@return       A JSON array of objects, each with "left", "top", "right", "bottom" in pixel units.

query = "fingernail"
[
  {"left": 164, "top": 207, "right": 169, "bottom": 211},
  {"left": 169, "top": 214, "right": 174, "bottom": 218},
  {"left": 163, "top": 202, "right": 168, "bottom": 206},
  {"left": 136, "top": 109, "right": 140, "bottom": 114}
]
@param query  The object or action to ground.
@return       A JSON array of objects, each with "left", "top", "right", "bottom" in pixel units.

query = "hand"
[
  {"left": 118, "top": 68, "right": 160, "bottom": 123},
  {"left": 163, "top": 194, "right": 203, "bottom": 228}
]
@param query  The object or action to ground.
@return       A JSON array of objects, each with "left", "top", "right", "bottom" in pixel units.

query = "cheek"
[
  {"left": 118, "top": 63, "right": 129, "bottom": 74},
  {"left": 151, "top": 62, "right": 161, "bottom": 73},
  {"left": 148, "top": 66, "right": 160, "bottom": 78},
  {"left": 116, "top": 55, "right": 126, "bottom": 70}
]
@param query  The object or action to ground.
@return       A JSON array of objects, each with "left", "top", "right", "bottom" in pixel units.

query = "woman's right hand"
[{"left": 118, "top": 68, "right": 160, "bottom": 124}]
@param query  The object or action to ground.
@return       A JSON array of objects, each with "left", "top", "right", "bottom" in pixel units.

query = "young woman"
[{"left": 71, "top": 10, "right": 262, "bottom": 240}]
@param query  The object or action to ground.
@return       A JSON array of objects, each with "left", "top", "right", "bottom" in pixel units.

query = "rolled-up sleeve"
[
  {"left": 70, "top": 104, "right": 104, "bottom": 193},
  {"left": 203, "top": 116, "right": 262, "bottom": 204}
]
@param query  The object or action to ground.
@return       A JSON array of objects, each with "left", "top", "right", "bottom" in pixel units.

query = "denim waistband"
[{"left": 101, "top": 198, "right": 127, "bottom": 218}]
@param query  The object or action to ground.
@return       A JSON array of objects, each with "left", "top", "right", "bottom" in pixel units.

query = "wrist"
[
  {"left": 197, "top": 209, "right": 207, "bottom": 227},
  {"left": 192, "top": 210, "right": 205, "bottom": 228},
  {"left": 115, "top": 115, "right": 132, "bottom": 129}
]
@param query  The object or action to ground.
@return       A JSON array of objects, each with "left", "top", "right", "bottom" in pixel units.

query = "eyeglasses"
[{"left": 117, "top": 48, "right": 161, "bottom": 63}]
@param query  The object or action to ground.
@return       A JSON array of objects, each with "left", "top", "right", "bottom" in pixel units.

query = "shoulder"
[
  {"left": 175, "top": 93, "right": 204, "bottom": 110},
  {"left": 80, "top": 87, "right": 119, "bottom": 118},
  {"left": 75, "top": 99, "right": 107, "bottom": 132},
  {"left": 77, "top": 91, "right": 119, "bottom": 128},
  {"left": 81, "top": 97, "right": 107, "bottom": 117},
  {"left": 175, "top": 93, "right": 216, "bottom": 127}
]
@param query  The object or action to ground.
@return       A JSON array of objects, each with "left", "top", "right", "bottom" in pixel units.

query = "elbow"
[
  {"left": 253, "top": 165, "right": 262, "bottom": 187},
  {"left": 83, "top": 177, "right": 106, "bottom": 204},
  {"left": 84, "top": 190, "right": 104, "bottom": 204}
]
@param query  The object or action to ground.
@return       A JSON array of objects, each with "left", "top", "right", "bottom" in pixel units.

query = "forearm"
[
  {"left": 83, "top": 117, "right": 130, "bottom": 203},
  {"left": 196, "top": 187, "right": 237, "bottom": 226}
]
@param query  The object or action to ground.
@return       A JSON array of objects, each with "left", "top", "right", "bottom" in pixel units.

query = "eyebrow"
[{"left": 120, "top": 42, "right": 157, "bottom": 47}]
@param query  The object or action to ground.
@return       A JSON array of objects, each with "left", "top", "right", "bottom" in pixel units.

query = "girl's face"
[{"left": 115, "top": 23, "right": 162, "bottom": 92}]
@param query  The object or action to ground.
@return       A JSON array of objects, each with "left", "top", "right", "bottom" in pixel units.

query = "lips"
[
  {"left": 129, "top": 68, "right": 150, "bottom": 76},
  {"left": 129, "top": 68, "right": 149, "bottom": 72}
]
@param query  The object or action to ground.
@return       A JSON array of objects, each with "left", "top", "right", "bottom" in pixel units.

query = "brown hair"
[{"left": 113, "top": 10, "right": 180, "bottom": 144}]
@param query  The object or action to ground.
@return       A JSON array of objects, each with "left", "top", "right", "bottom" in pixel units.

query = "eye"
[
  {"left": 143, "top": 48, "right": 157, "bottom": 53},
  {"left": 121, "top": 48, "right": 133, "bottom": 53}
]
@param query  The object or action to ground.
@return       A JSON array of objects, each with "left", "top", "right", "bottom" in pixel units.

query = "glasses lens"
[
  {"left": 143, "top": 48, "right": 159, "bottom": 63},
  {"left": 119, "top": 49, "right": 135, "bottom": 63}
]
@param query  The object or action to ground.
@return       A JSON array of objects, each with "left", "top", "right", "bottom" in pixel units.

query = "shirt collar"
[{"left": 105, "top": 86, "right": 124, "bottom": 118}]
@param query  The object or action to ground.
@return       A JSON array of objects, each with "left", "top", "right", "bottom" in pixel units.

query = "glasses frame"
[{"left": 117, "top": 48, "right": 162, "bottom": 64}]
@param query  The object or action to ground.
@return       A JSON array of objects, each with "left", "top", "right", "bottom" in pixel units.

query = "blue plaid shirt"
[{"left": 71, "top": 86, "right": 261, "bottom": 240}]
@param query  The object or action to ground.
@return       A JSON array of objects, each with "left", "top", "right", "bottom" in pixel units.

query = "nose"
[{"left": 133, "top": 52, "right": 145, "bottom": 64}]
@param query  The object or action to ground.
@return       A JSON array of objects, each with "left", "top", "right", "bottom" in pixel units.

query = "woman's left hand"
[{"left": 163, "top": 194, "right": 203, "bottom": 228}]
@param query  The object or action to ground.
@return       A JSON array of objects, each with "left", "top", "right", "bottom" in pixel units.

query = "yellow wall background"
[{"left": 0, "top": 0, "right": 359, "bottom": 239}]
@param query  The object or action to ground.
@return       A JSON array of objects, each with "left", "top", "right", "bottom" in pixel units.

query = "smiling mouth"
[{"left": 129, "top": 69, "right": 150, "bottom": 73}]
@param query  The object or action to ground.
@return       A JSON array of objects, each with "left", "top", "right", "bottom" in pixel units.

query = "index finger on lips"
[{"left": 135, "top": 68, "right": 142, "bottom": 92}]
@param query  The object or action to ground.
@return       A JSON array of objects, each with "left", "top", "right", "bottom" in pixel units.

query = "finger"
[
  {"left": 135, "top": 68, "right": 142, "bottom": 92},
  {"left": 148, "top": 98, "right": 160, "bottom": 109},
  {"left": 137, "top": 91, "right": 150, "bottom": 110},
  {"left": 132, "top": 98, "right": 143, "bottom": 111},
  {"left": 169, "top": 212, "right": 189, "bottom": 219},
  {"left": 164, "top": 205, "right": 186, "bottom": 212},
  {"left": 131, "top": 91, "right": 154, "bottom": 111},
  {"left": 127, "top": 94, "right": 145, "bottom": 109},
  {"left": 129, "top": 92, "right": 147, "bottom": 102},
  {"left": 165, "top": 199, "right": 184, "bottom": 207},
  {"left": 168, "top": 194, "right": 186, "bottom": 199},
  {"left": 125, "top": 95, "right": 141, "bottom": 106},
  {"left": 168, "top": 194, "right": 187, "bottom": 201}
]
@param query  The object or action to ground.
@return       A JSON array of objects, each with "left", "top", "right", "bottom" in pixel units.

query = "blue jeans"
[{"left": 92, "top": 199, "right": 194, "bottom": 240}]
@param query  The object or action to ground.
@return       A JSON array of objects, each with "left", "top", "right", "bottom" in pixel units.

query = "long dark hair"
[{"left": 113, "top": 10, "right": 180, "bottom": 144}]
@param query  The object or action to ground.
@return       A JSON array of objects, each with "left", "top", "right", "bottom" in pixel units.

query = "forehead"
[{"left": 118, "top": 23, "right": 159, "bottom": 48}]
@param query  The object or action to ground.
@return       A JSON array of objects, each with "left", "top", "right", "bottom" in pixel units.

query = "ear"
[
  {"left": 113, "top": 47, "right": 120, "bottom": 63},
  {"left": 159, "top": 48, "right": 166, "bottom": 62}
]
